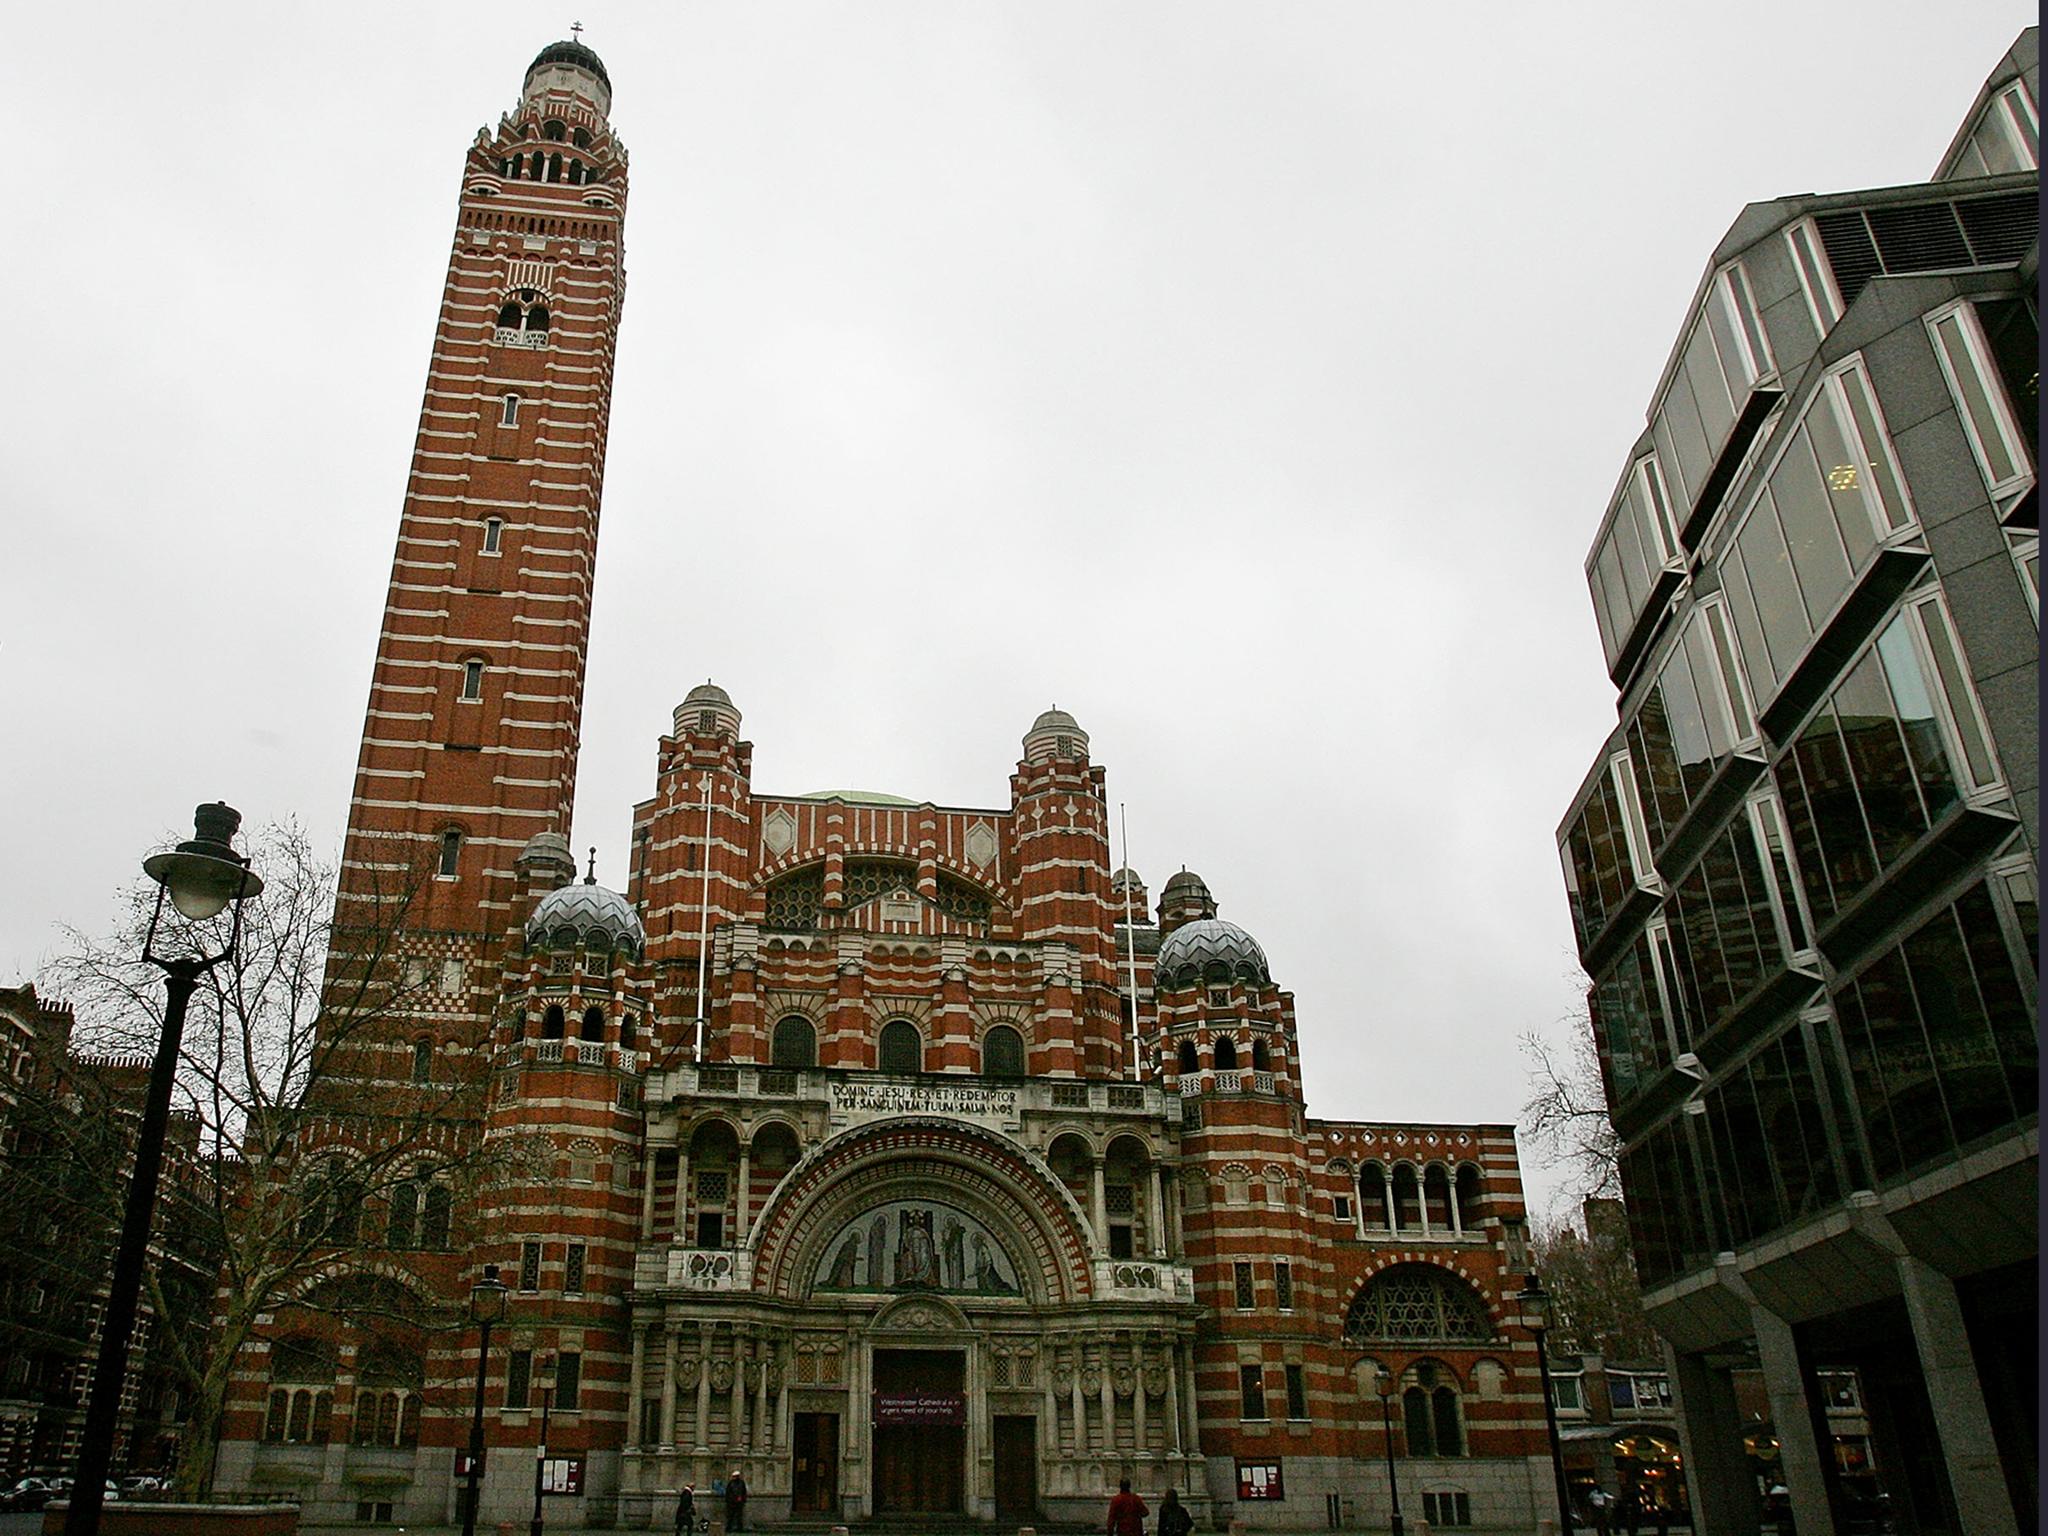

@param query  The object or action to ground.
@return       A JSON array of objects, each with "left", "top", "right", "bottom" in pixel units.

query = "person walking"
[
  {"left": 726, "top": 1468, "right": 750, "bottom": 1532},
  {"left": 1157, "top": 1487, "right": 1192, "bottom": 1536},
  {"left": 1107, "top": 1477, "right": 1149, "bottom": 1536},
  {"left": 674, "top": 1483, "right": 696, "bottom": 1536}
]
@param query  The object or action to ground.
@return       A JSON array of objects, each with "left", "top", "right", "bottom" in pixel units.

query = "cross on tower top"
[{"left": 571, "top": 20, "right": 584, "bottom": 41}]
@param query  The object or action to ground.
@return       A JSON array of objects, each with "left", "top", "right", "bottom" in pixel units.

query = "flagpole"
[
  {"left": 694, "top": 770, "right": 713, "bottom": 1063},
  {"left": 1120, "top": 802, "right": 1141, "bottom": 1081}
]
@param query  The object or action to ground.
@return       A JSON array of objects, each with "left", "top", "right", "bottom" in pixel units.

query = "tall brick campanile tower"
[{"left": 335, "top": 38, "right": 626, "bottom": 982}]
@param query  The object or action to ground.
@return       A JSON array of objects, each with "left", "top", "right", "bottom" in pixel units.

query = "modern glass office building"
[{"left": 1557, "top": 29, "right": 2037, "bottom": 1536}]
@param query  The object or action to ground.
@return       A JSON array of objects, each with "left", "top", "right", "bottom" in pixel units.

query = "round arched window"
[
  {"left": 773, "top": 1015, "right": 817, "bottom": 1068},
  {"left": 983, "top": 1025, "right": 1025, "bottom": 1078},
  {"left": 878, "top": 1019, "right": 922, "bottom": 1075}
]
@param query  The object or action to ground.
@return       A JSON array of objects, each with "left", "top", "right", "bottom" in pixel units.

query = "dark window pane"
[
  {"left": 1901, "top": 901, "right": 2015, "bottom": 1146},
  {"left": 1594, "top": 932, "right": 1671, "bottom": 1102},
  {"left": 1404, "top": 1386, "right": 1433, "bottom": 1455},
  {"left": 1839, "top": 951, "right": 1948, "bottom": 1180},
  {"left": 1629, "top": 704, "right": 1684, "bottom": 848},
  {"left": 1433, "top": 1385, "right": 1463, "bottom": 1456},
  {"left": 1957, "top": 883, "right": 2040, "bottom": 1115}
]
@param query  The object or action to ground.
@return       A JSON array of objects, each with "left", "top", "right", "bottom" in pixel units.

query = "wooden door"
[
  {"left": 791, "top": 1412, "right": 839, "bottom": 1515},
  {"left": 993, "top": 1415, "right": 1037, "bottom": 1519}
]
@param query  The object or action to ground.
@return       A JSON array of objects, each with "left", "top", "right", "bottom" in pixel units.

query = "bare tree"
[
  {"left": 1519, "top": 980, "right": 1620, "bottom": 1205},
  {"left": 36, "top": 820, "right": 530, "bottom": 1492}
]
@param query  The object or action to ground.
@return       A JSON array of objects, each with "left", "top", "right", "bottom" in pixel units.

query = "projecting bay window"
[
  {"left": 1560, "top": 749, "right": 1660, "bottom": 958},
  {"left": 1588, "top": 454, "right": 1686, "bottom": 673},
  {"left": 1714, "top": 357, "right": 1920, "bottom": 699},
  {"left": 1651, "top": 263, "right": 1777, "bottom": 533},
  {"left": 1746, "top": 791, "right": 1817, "bottom": 963},
  {"left": 1927, "top": 300, "right": 2036, "bottom": 512},
  {"left": 1773, "top": 594, "right": 2011, "bottom": 936},
  {"left": 1660, "top": 817, "right": 1793, "bottom": 1042},
  {"left": 1830, "top": 879, "right": 2038, "bottom": 1186},
  {"left": 2007, "top": 530, "right": 2039, "bottom": 619},
  {"left": 1787, "top": 218, "right": 1846, "bottom": 334},
  {"left": 1625, "top": 600, "right": 1763, "bottom": 864},
  {"left": 1591, "top": 919, "right": 1686, "bottom": 1104},
  {"left": 1942, "top": 79, "right": 2041, "bottom": 179}
]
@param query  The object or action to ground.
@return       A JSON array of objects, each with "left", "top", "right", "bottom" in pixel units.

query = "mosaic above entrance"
[{"left": 812, "top": 1200, "right": 1022, "bottom": 1296}]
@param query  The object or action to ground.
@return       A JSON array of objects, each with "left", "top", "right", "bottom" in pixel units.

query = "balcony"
[
  {"left": 635, "top": 1246, "right": 750, "bottom": 1291},
  {"left": 1095, "top": 1258, "right": 1196, "bottom": 1301},
  {"left": 493, "top": 326, "right": 549, "bottom": 349}
]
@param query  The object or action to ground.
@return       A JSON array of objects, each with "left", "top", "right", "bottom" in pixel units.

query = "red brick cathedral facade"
[{"left": 215, "top": 42, "right": 1554, "bottom": 1531}]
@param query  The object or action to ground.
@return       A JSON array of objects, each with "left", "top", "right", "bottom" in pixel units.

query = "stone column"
[
  {"left": 1092, "top": 1161, "right": 1108, "bottom": 1254},
  {"left": 1165, "top": 1344, "right": 1183, "bottom": 1455},
  {"left": 1099, "top": 1346, "right": 1116, "bottom": 1458},
  {"left": 1177, "top": 1342, "right": 1200, "bottom": 1452},
  {"left": 1750, "top": 1306, "right": 1838, "bottom": 1536},
  {"left": 774, "top": 1350, "right": 789, "bottom": 1453},
  {"left": 695, "top": 1338, "right": 713, "bottom": 1453},
  {"left": 1446, "top": 1172, "right": 1463, "bottom": 1235},
  {"left": 736, "top": 1146, "right": 753, "bottom": 1241},
  {"left": 1381, "top": 1177, "right": 1396, "bottom": 1232},
  {"left": 732, "top": 1334, "right": 751, "bottom": 1452},
  {"left": 660, "top": 1326, "right": 679, "bottom": 1449},
  {"left": 1664, "top": 1343, "right": 1757, "bottom": 1536},
  {"left": 628, "top": 1324, "right": 648, "bottom": 1450},
  {"left": 1351, "top": 1174, "right": 1367, "bottom": 1239},
  {"left": 754, "top": 1343, "right": 771, "bottom": 1455},
  {"left": 1416, "top": 1170, "right": 1431, "bottom": 1238},
  {"left": 1132, "top": 1343, "right": 1148, "bottom": 1455},
  {"left": 1148, "top": 1166, "right": 1167, "bottom": 1258},
  {"left": 1898, "top": 1256, "right": 2020, "bottom": 1533},
  {"left": 641, "top": 1149, "right": 660, "bottom": 1240},
  {"left": 1069, "top": 1349, "right": 1086, "bottom": 1455}
]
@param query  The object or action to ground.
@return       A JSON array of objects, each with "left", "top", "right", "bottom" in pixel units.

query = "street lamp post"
[
  {"left": 66, "top": 804, "right": 263, "bottom": 1536},
  {"left": 460, "top": 1264, "right": 509, "bottom": 1536},
  {"left": 1373, "top": 1371, "right": 1405, "bottom": 1536},
  {"left": 529, "top": 1355, "right": 558, "bottom": 1536},
  {"left": 1518, "top": 1273, "right": 1576, "bottom": 1536}
]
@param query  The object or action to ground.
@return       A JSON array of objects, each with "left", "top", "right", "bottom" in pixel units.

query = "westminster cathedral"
[{"left": 211, "top": 40, "right": 1554, "bottom": 1531}]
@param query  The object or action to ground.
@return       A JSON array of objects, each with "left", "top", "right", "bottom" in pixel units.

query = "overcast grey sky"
[{"left": 2, "top": 2, "right": 2029, "bottom": 1218}]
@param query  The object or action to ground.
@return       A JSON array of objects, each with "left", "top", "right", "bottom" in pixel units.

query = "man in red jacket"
[{"left": 1107, "top": 1478, "right": 1149, "bottom": 1536}]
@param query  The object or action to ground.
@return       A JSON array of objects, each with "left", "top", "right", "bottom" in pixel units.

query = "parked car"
[{"left": 0, "top": 1478, "right": 54, "bottom": 1512}]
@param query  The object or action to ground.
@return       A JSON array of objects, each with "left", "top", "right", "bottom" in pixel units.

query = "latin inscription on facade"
[{"left": 829, "top": 1079, "right": 1021, "bottom": 1132}]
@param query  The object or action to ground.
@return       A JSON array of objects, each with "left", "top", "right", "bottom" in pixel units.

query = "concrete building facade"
[
  {"left": 1557, "top": 29, "right": 2038, "bottom": 1536},
  {"left": 208, "top": 40, "right": 1559, "bottom": 1532}
]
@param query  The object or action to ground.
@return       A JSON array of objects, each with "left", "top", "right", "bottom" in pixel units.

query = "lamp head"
[
  {"left": 144, "top": 803, "right": 264, "bottom": 920},
  {"left": 1515, "top": 1272, "right": 1552, "bottom": 1329},
  {"left": 1374, "top": 1370, "right": 1394, "bottom": 1400},
  {"left": 469, "top": 1262, "right": 509, "bottom": 1325}
]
